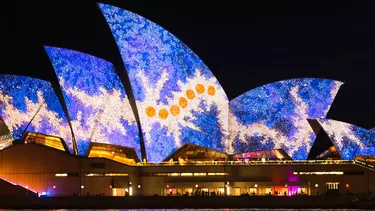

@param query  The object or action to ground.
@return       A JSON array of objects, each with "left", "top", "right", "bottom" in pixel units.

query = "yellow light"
[
  {"left": 181, "top": 173, "right": 193, "bottom": 176},
  {"left": 295, "top": 171, "right": 343, "bottom": 175},
  {"left": 104, "top": 173, "right": 129, "bottom": 176},
  {"left": 55, "top": 173, "right": 68, "bottom": 177},
  {"left": 207, "top": 172, "right": 226, "bottom": 176}
]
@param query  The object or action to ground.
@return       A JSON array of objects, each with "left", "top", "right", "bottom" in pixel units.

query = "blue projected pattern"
[
  {"left": 45, "top": 47, "right": 140, "bottom": 157},
  {"left": 229, "top": 78, "right": 343, "bottom": 160},
  {"left": 317, "top": 118, "right": 375, "bottom": 160},
  {"left": 99, "top": 4, "right": 229, "bottom": 162},
  {"left": 0, "top": 74, "right": 73, "bottom": 152}
]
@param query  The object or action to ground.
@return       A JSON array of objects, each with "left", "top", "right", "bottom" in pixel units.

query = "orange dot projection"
[
  {"left": 179, "top": 97, "right": 188, "bottom": 108},
  {"left": 145, "top": 84, "right": 216, "bottom": 119},
  {"left": 195, "top": 84, "right": 205, "bottom": 94},
  {"left": 186, "top": 89, "right": 196, "bottom": 99},
  {"left": 170, "top": 105, "right": 180, "bottom": 116},
  {"left": 145, "top": 106, "right": 156, "bottom": 117},
  {"left": 208, "top": 85, "right": 216, "bottom": 96},
  {"left": 158, "top": 108, "right": 169, "bottom": 119}
]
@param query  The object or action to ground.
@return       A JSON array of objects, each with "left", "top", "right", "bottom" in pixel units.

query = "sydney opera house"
[{"left": 0, "top": 3, "right": 374, "bottom": 197}]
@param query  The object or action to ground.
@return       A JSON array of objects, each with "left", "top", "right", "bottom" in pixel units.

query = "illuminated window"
[
  {"left": 293, "top": 171, "right": 343, "bottom": 175},
  {"left": 55, "top": 173, "right": 68, "bottom": 177},
  {"left": 104, "top": 173, "right": 129, "bottom": 177},
  {"left": 326, "top": 182, "right": 339, "bottom": 190},
  {"left": 85, "top": 173, "right": 104, "bottom": 177},
  {"left": 207, "top": 172, "right": 227, "bottom": 176},
  {"left": 168, "top": 173, "right": 180, "bottom": 176}
]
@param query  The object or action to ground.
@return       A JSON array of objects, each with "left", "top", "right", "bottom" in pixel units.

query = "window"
[{"left": 326, "top": 182, "right": 339, "bottom": 190}]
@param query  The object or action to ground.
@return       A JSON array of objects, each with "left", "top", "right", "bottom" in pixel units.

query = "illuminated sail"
[
  {"left": 229, "top": 78, "right": 343, "bottom": 160},
  {"left": 318, "top": 118, "right": 375, "bottom": 160},
  {"left": 45, "top": 47, "right": 140, "bottom": 157},
  {"left": 0, "top": 74, "right": 73, "bottom": 152},
  {"left": 99, "top": 4, "right": 229, "bottom": 162}
]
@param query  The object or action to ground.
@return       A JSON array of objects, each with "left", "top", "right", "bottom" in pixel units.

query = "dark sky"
[{"left": 2, "top": 0, "right": 375, "bottom": 128}]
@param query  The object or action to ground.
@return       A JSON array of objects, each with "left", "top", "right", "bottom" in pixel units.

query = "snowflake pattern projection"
[
  {"left": 317, "top": 118, "right": 375, "bottom": 160},
  {"left": 229, "top": 78, "right": 343, "bottom": 160},
  {"left": 99, "top": 4, "right": 229, "bottom": 162},
  {"left": 0, "top": 74, "right": 73, "bottom": 152},
  {"left": 45, "top": 47, "right": 140, "bottom": 157}
]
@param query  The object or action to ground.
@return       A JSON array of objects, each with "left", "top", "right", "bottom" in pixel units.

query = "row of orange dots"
[{"left": 145, "top": 84, "right": 216, "bottom": 119}]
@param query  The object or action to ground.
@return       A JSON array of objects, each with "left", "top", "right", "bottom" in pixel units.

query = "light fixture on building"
[
  {"left": 138, "top": 185, "right": 141, "bottom": 189},
  {"left": 166, "top": 184, "right": 169, "bottom": 188},
  {"left": 25, "top": 186, "right": 28, "bottom": 188},
  {"left": 346, "top": 184, "right": 350, "bottom": 188},
  {"left": 55, "top": 173, "right": 68, "bottom": 177},
  {"left": 254, "top": 184, "right": 258, "bottom": 188},
  {"left": 195, "top": 184, "right": 198, "bottom": 188},
  {"left": 81, "top": 185, "right": 84, "bottom": 189},
  {"left": 109, "top": 185, "right": 112, "bottom": 189},
  {"left": 129, "top": 182, "right": 132, "bottom": 185},
  {"left": 53, "top": 185, "right": 56, "bottom": 189},
  {"left": 285, "top": 184, "right": 288, "bottom": 188},
  {"left": 112, "top": 151, "right": 115, "bottom": 154},
  {"left": 315, "top": 184, "right": 319, "bottom": 188}
]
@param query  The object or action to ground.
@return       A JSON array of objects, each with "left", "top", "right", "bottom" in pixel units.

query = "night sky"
[{"left": 2, "top": 1, "right": 375, "bottom": 133}]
